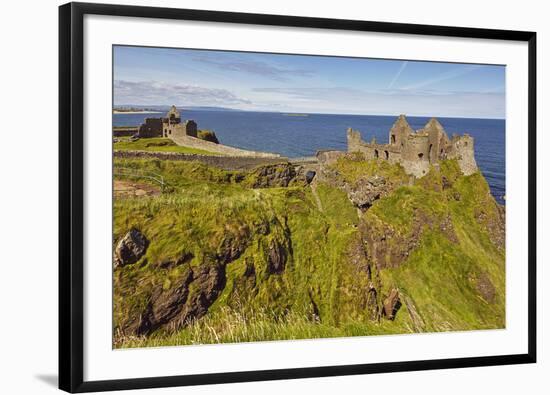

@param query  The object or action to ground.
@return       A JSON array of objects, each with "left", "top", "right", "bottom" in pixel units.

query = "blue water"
[{"left": 114, "top": 111, "right": 505, "bottom": 204}]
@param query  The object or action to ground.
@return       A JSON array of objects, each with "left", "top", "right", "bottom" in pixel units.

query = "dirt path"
[
  {"left": 114, "top": 179, "right": 161, "bottom": 198},
  {"left": 310, "top": 179, "right": 324, "bottom": 212},
  {"left": 169, "top": 134, "right": 280, "bottom": 158}
]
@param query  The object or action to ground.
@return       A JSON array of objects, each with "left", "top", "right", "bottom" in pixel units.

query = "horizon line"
[{"left": 113, "top": 104, "right": 505, "bottom": 121}]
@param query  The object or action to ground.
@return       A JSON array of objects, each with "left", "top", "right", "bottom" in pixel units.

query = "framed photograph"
[{"left": 59, "top": 2, "right": 537, "bottom": 392}]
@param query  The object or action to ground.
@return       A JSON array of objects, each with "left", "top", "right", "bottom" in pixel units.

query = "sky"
[{"left": 113, "top": 46, "right": 505, "bottom": 119}]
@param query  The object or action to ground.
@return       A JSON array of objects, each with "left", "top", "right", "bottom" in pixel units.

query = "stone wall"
[
  {"left": 114, "top": 150, "right": 288, "bottom": 171},
  {"left": 169, "top": 134, "right": 280, "bottom": 158},
  {"left": 347, "top": 129, "right": 402, "bottom": 163},
  {"left": 448, "top": 134, "right": 478, "bottom": 176},
  {"left": 388, "top": 114, "right": 414, "bottom": 148},
  {"left": 162, "top": 119, "right": 198, "bottom": 138},
  {"left": 113, "top": 127, "right": 138, "bottom": 137},
  {"left": 183, "top": 120, "right": 197, "bottom": 138},
  {"left": 138, "top": 118, "right": 163, "bottom": 138},
  {"left": 316, "top": 150, "right": 347, "bottom": 166},
  {"left": 346, "top": 116, "right": 478, "bottom": 178}
]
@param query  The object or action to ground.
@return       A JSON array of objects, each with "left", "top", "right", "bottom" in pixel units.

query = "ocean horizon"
[{"left": 113, "top": 109, "right": 505, "bottom": 204}]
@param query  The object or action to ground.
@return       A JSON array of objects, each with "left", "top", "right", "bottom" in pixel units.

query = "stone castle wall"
[
  {"left": 448, "top": 134, "right": 477, "bottom": 176},
  {"left": 346, "top": 115, "right": 478, "bottom": 178},
  {"left": 347, "top": 129, "right": 402, "bottom": 163},
  {"left": 114, "top": 150, "right": 287, "bottom": 170},
  {"left": 137, "top": 107, "right": 198, "bottom": 139},
  {"left": 165, "top": 120, "right": 197, "bottom": 138},
  {"left": 138, "top": 118, "right": 163, "bottom": 138},
  {"left": 168, "top": 133, "right": 280, "bottom": 158}
]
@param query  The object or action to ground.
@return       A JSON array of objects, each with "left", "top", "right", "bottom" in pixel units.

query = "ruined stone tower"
[
  {"left": 346, "top": 115, "right": 477, "bottom": 177},
  {"left": 137, "top": 105, "right": 198, "bottom": 138}
]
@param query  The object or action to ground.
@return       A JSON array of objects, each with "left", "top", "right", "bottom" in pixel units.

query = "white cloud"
[
  {"left": 193, "top": 56, "right": 315, "bottom": 81},
  {"left": 114, "top": 80, "right": 251, "bottom": 106}
]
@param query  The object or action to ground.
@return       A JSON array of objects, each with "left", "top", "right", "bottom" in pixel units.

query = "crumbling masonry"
[
  {"left": 346, "top": 115, "right": 477, "bottom": 177},
  {"left": 138, "top": 105, "right": 197, "bottom": 139}
]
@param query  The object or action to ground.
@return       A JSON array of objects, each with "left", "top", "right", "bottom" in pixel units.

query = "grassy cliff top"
[
  {"left": 113, "top": 155, "right": 505, "bottom": 348},
  {"left": 114, "top": 137, "right": 215, "bottom": 155}
]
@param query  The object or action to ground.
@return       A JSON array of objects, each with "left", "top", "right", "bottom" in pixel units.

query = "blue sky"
[{"left": 114, "top": 46, "right": 505, "bottom": 118}]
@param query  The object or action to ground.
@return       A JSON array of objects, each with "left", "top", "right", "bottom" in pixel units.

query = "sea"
[{"left": 113, "top": 110, "right": 506, "bottom": 204}]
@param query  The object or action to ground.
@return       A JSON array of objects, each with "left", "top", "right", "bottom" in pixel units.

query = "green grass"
[
  {"left": 116, "top": 306, "right": 412, "bottom": 348},
  {"left": 114, "top": 137, "right": 216, "bottom": 155},
  {"left": 113, "top": 155, "right": 505, "bottom": 348},
  {"left": 332, "top": 152, "right": 411, "bottom": 186},
  {"left": 363, "top": 159, "right": 505, "bottom": 331}
]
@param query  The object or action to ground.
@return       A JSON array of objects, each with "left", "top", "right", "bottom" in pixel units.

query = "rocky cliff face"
[{"left": 113, "top": 155, "right": 505, "bottom": 347}]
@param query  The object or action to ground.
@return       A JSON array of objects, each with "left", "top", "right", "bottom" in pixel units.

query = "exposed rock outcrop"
[
  {"left": 361, "top": 209, "right": 458, "bottom": 270},
  {"left": 475, "top": 272, "right": 496, "bottom": 304},
  {"left": 316, "top": 151, "right": 405, "bottom": 211},
  {"left": 346, "top": 175, "right": 389, "bottom": 210},
  {"left": 248, "top": 163, "right": 297, "bottom": 188},
  {"left": 475, "top": 202, "right": 506, "bottom": 250},
  {"left": 382, "top": 288, "right": 401, "bottom": 320},
  {"left": 129, "top": 263, "right": 226, "bottom": 336},
  {"left": 114, "top": 229, "right": 149, "bottom": 268},
  {"left": 305, "top": 170, "right": 316, "bottom": 184},
  {"left": 267, "top": 239, "right": 287, "bottom": 274},
  {"left": 197, "top": 130, "right": 219, "bottom": 144}
]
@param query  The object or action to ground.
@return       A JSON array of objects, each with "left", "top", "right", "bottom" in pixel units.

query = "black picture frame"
[{"left": 59, "top": 2, "right": 537, "bottom": 393}]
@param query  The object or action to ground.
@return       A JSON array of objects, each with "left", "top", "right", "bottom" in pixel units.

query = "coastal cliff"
[{"left": 113, "top": 150, "right": 505, "bottom": 347}]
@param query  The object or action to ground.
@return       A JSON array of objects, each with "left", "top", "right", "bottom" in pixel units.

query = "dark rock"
[
  {"left": 217, "top": 226, "right": 250, "bottom": 264},
  {"left": 305, "top": 170, "right": 316, "bottom": 184},
  {"left": 130, "top": 263, "right": 226, "bottom": 336},
  {"left": 114, "top": 229, "right": 149, "bottom": 267},
  {"left": 197, "top": 130, "right": 220, "bottom": 144},
  {"left": 382, "top": 288, "right": 401, "bottom": 320},
  {"left": 249, "top": 163, "right": 297, "bottom": 188},
  {"left": 366, "top": 283, "right": 379, "bottom": 321},
  {"left": 135, "top": 267, "right": 194, "bottom": 335},
  {"left": 267, "top": 240, "right": 287, "bottom": 274}
]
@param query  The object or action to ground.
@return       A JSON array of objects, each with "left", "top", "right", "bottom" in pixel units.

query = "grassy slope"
[
  {"left": 114, "top": 137, "right": 215, "bottom": 155},
  {"left": 114, "top": 156, "right": 505, "bottom": 348},
  {"left": 362, "top": 160, "right": 505, "bottom": 332}
]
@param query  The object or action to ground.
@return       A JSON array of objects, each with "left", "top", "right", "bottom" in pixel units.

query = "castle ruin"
[
  {"left": 138, "top": 105, "right": 197, "bottom": 139},
  {"left": 346, "top": 115, "right": 477, "bottom": 177}
]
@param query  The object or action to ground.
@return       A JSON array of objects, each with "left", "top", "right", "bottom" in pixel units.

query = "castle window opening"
[
  {"left": 418, "top": 153, "right": 424, "bottom": 159},
  {"left": 374, "top": 149, "right": 379, "bottom": 159},
  {"left": 384, "top": 150, "right": 389, "bottom": 160},
  {"left": 391, "top": 134, "right": 396, "bottom": 144}
]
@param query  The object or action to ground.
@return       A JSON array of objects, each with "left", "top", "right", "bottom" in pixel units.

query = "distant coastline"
[{"left": 113, "top": 110, "right": 162, "bottom": 114}]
